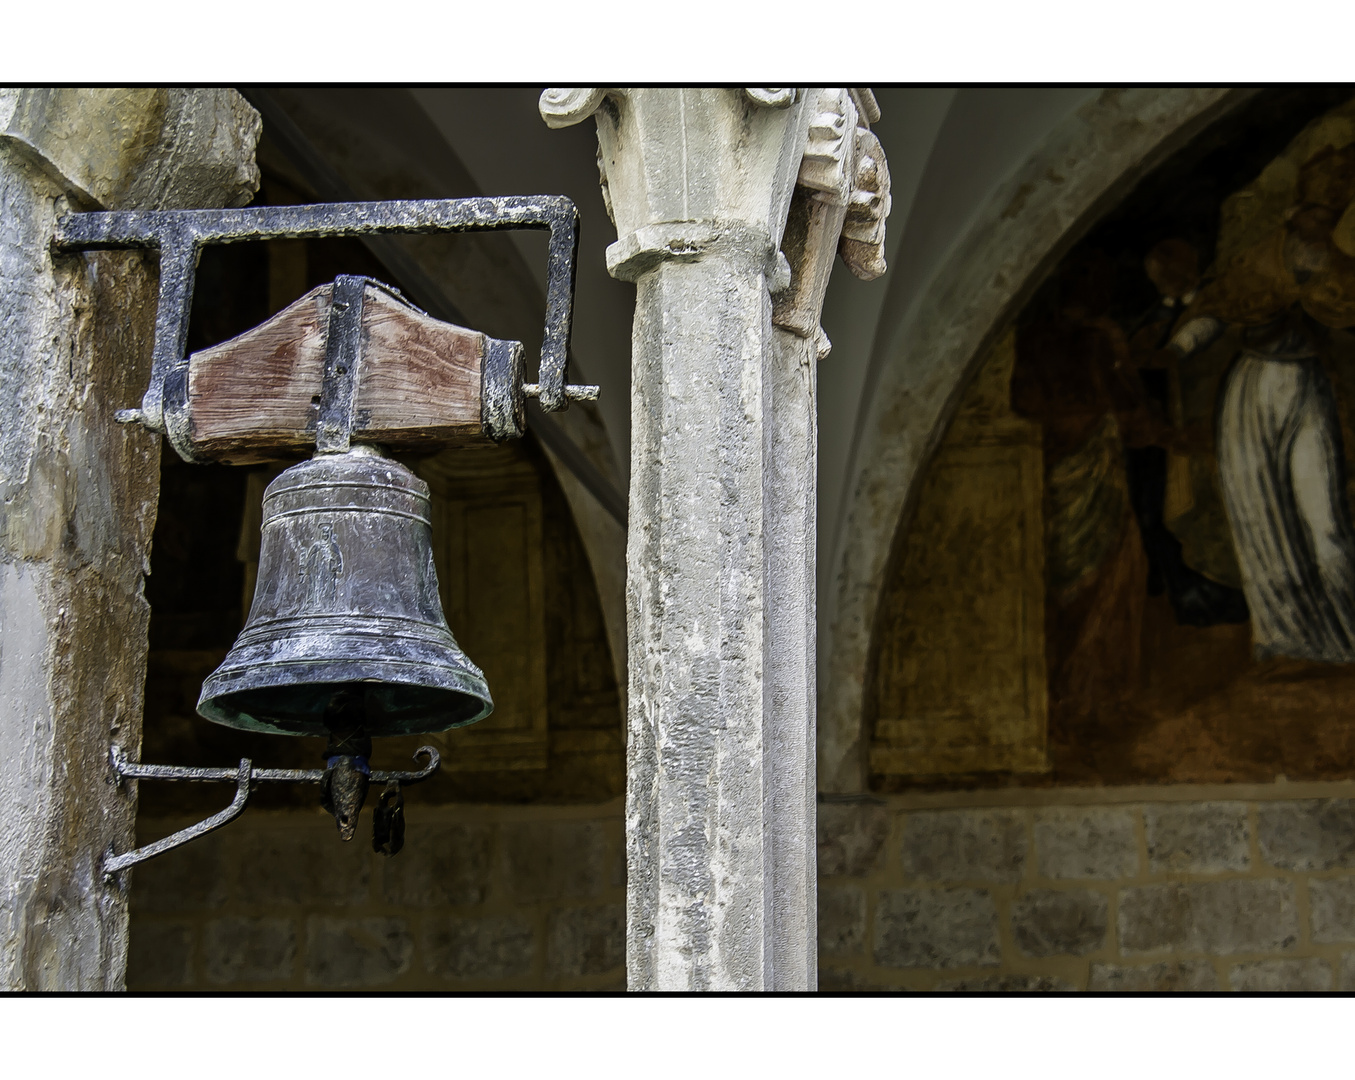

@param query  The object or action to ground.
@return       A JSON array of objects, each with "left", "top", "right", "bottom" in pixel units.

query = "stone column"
[
  {"left": 766, "top": 88, "right": 888, "bottom": 990},
  {"left": 540, "top": 87, "right": 889, "bottom": 990},
  {"left": 0, "top": 88, "right": 259, "bottom": 990}
]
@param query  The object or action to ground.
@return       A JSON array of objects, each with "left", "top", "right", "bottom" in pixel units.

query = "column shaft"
[
  {"left": 766, "top": 324, "right": 818, "bottom": 990},
  {"left": 627, "top": 252, "right": 778, "bottom": 989}
]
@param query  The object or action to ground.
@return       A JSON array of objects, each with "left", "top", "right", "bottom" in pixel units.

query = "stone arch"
[{"left": 818, "top": 88, "right": 1256, "bottom": 794}]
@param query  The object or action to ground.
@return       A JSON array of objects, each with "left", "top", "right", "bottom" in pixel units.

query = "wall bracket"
[{"left": 102, "top": 743, "right": 440, "bottom": 881}]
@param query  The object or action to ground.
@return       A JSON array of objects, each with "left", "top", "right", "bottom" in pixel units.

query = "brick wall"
[
  {"left": 128, "top": 801, "right": 625, "bottom": 990},
  {"left": 817, "top": 783, "right": 1355, "bottom": 991}
]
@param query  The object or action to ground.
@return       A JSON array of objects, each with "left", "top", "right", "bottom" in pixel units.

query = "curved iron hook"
[{"left": 370, "top": 746, "right": 440, "bottom": 786}]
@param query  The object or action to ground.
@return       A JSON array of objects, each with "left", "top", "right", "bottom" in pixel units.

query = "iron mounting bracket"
[
  {"left": 51, "top": 195, "right": 592, "bottom": 461},
  {"left": 101, "top": 743, "right": 440, "bottom": 881}
]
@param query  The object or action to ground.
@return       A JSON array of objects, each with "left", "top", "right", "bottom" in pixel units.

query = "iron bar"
[
  {"left": 109, "top": 743, "right": 441, "bottom": 786},
  {"left": 102, "top": 758, "right": 253, "bottom": 879}
]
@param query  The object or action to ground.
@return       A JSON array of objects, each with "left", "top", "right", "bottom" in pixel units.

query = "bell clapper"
[
  {"left": 319, "top": 686, "right": 373, "bottom": 841},
  {"left": 372, "top": 780, "right": 406, "bottom": 857}
]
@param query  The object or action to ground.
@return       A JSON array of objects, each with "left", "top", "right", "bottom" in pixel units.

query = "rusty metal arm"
[{"left": 101, "top": 744, "right": 439, "bottom": 879}]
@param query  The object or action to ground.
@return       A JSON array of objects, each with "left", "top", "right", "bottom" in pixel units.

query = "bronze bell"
[{"left": 198, "top": 443, "right": 493, "bottom": 738}]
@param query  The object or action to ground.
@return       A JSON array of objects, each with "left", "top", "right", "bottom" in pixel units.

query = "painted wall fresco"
[{"left": 871, "top": 88, "right": 1355, "bottom": 789}]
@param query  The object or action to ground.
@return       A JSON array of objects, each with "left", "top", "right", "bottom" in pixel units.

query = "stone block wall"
[
  {"left": 133, "top": 783, "right": 1355, "bottom": 991},
  {"left": 817, "top": 784, "right": 1355, "bottom": 991},
  {"left": 127, "top": 801, "right": 625, "bottom": 990}
]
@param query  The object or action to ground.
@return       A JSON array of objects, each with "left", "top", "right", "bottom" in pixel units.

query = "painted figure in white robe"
[{"left": 1170, "top": 312, "right": 1355, "bottom": 661}]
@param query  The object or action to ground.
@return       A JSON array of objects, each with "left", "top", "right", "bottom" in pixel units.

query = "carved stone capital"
[
  {"left": 538, "top": 87, "right": 609, "bottom": 130},
  {"left": 840, "top": 124, "right": 891, "bottom": 281},
  {"left": 796, "top": 87, "right": 859, "bottom": 206},
  {"left": 540, "top": 87, "right": 811, "bottom": 283},
  {"left": 772, "top": 88, "right": 892, "bottom": 353}
]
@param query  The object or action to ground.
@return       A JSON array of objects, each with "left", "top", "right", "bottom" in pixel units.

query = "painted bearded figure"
[{"left": 1170, "top": 140, "right": 1355, "bottom": 662}]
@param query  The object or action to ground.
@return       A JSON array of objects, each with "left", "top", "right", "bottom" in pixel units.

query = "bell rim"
[{"left": 198, "top": 661, "right": 493, "bottom": 737}]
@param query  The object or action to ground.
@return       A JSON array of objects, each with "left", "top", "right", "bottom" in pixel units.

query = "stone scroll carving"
[{"left": 772, "top": 88, "right": 892, "bottom": 356}]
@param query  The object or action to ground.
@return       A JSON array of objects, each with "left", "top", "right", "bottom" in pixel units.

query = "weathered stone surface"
[
  {"left": 380, "top": 823, "right": 491, "bottom": 907},
  {"left": 1118, "top": 880, "right": 1298, "bottom": 955},
  {"left": 1, "top": 89, "right": 259, "bottom": 211},
  {"left": 818, "top": 886, "right": 867, "bottom": 957},
  {"left": 935, "top": 973, "right": 1076, "bottom": 992},
  {"left": 501, "top": 821, "right": 605, "bottom": 904},
  {"left": 817, "top": 802, "right": 892, "bottom": 877},
  {"left": 232, "top": 826, "right": 370, "bottom": 907},
  {"left": 128, "top": 828, "right": 228, "bottom": 912},
  {"left": 900, "top": 809, "right": 1026, "bottom": 883},
  {"left": 1257, "top": 800, "right": 1355, "bottom": 871},
  {"left": 422, "top": 915, "right": 535, "bottom": 980},
  {"left": 203, "top": 917, "right": 296, "bottom": 985},
  {"left": 1228, "top": 958, "right": 1332, "bottom": 991},
  {"left": 874, "top": 888, "right": 1000, "bottom": 969},
  {"left": 1144, "top": 802, "right": 1250, "bottom": 874},
  {"left": 1011, "top": 889, "right": 1108, "bottom": 957},
  {"left": 1034, "top": 808, "right": 1138, "bottom": 880},
  {"left": 767, "top": 263, "right": 835, "bottom": 995},
  {"left": 1088, "top": 960, "right": 1220, "bottom": 991},
  {"left": 126, "top": 920, "right": 194, "bottom": 988},
  {"left": 547, "top": 904, "right": 625, "bottom": 976},
  {"left": 305, "top": 917, "right": 412, "bottom": 988},
  {"left": 1307, "top": 876, "right": 1355, "bottom": 943},
  {"left": 1339, "top": 951, "right": 1355, "bottom": 991},
  {"left": 0, "top": 87, "right": 259, "bottom": 991}
]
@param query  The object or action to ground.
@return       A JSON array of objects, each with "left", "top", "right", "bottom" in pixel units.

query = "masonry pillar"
[
  {"left": 541, "top": 87, "right": 890, "bottom": 990},
  {"left": 0, "top": 88, "right": 259, "bottom": 990}
]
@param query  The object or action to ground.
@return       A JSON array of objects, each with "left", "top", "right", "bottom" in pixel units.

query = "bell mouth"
[{"left": 198, "top": 672, "right": 493, "bottom": 738}]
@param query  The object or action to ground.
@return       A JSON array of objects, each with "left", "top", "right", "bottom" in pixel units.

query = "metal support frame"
[
  {"left": 51, "top": 195, "right": 592, "bottom": 462},
  {"left": 102, "top": 744, "right": 440, "bottom": 879},
  {"left": 54, "top": 194, "right": 591, "bottom": 880}
]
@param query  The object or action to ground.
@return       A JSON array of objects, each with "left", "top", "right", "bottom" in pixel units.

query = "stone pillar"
[
  {"left": 767, "top": 89, "right": 890, "bottom": 990},
  {"left": 540, "top": 87, "right": 890, "bottom": 990},
  {"left": 0, "top": 88, "right": 259, "bottom": 990}
]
